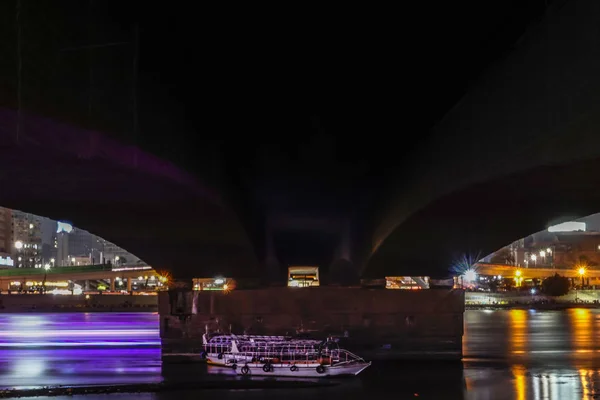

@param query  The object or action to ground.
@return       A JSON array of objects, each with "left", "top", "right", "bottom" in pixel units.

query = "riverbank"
[
  {"left": 0, "top": 379, "right": 337, "bottom": 399},
  {"left": 466, "top": 302, "right": 600, "bottom": 310}
]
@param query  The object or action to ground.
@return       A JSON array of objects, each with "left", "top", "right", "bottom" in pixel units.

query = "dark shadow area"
[{"left": 367, "top": 156, "right": 600, "bottom": 278}]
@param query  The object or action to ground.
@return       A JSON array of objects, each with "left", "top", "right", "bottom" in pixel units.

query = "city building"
[
  {"left": 12, "top": 210, "right": 42, "bottom": 268},
  {"left": 0, "top": 209, "right": 145, "bottom": 269},
  {"left": 0, "top": 207, "right": 13, "bottom": 267}
]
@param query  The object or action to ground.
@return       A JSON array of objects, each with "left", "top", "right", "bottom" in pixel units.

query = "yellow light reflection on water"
[
  {"left": 512, "top": 365, "right": 526, "bottom": 400},
  {"left": 580, "top": 369, "right": 590, "bottom": 398},
  {"left": 509, "top": 309, "right": 528, "bottom": 355},
  {"left": 570, "top": 308, "right": 592, "bottom": 358}
]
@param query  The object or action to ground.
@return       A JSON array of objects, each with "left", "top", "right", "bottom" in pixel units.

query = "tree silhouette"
[{"left": 541, "top": 274, "right": 570, "bottom": 296}]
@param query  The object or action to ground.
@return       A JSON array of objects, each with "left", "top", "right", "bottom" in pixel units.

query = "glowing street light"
[
  {"left": 531, "top": 254, "right": 537, "bottom": 261},
  {"left": 546, "top": 247, "right": 552, "bottom": 254},
  {"left": 578, "top": 267, "right": 586, "bottom": 288},
  {"left": 514, "top": 269, "right": 523, "bottom": 287},
  {"left": 14, "top": 241, "right": 23, "bottom": 250},
  {"left": 539, "top": 250, "right": 546, "bottom": 258},
  {"left": 44, "top": 264, "right": 50, "bottom": 271}
]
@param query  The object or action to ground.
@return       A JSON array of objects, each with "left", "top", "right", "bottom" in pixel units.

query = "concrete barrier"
[
  {"left": 159, "top": 288, "right": 465, "bottom": 360},
  {"left": 0, "top": 293, "right": 157, "bottom": 312}
]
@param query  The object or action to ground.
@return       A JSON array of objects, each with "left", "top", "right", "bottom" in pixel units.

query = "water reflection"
[
  {"left": 464, "top": 308, "right": 600, "bottom": 399},
  {"left": 0, "top": 313, "right": 161, "bottom": 389},
  {"left": 508, "top": 310, "right": 528, "bottom": 356},
  {"left": 8, "top": 310, "right": 600, "bottom": 399}
]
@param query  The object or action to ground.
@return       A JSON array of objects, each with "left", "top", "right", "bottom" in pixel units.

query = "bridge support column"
[
  {"left": 265, "top": 220, "right": 279, "bottom": 285},
  {"left": 110, "top": 279, "right": 115, "bottom": 292},
  {"left": 329, "top": 219, "right": 358, "bottom": 285},
  {"left": 127, "top": 278, "right": 132, "bottom": 292}
]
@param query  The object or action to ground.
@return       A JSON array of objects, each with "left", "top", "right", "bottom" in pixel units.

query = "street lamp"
[
  {"left": 515, "top": 269, "right": 523, "bottom": 287},
  {"left": 578, "top": 267, "right": 586, "bottom": 288},
  {"left": 44, "top": 264, "right": 50, "bottom": 271},
  {"left": 14, "top": 241, "right": 23, "bottom": 250},
  {"left": 531, "top": 254, "right": 537, "bottom": 265}
]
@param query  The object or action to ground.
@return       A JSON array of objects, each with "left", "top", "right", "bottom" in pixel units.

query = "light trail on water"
[{"left": 0, "top": 313, "right": 162, "bottom": 389}]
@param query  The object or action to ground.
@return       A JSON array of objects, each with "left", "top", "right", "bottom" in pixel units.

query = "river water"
[{"left": 2, "top": 310, "right": 600, "bottom": 399}]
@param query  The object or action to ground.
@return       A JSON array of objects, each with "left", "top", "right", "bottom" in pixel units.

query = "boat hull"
[
  {"left": 235, "top": 362, "right": 371, "bottom": 378},
  {"left": 206, "top": 353, "right": 254, "bottom": 367}
]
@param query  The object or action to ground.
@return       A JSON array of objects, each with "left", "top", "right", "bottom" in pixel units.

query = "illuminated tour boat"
[
  {"left": 202, "top": 334, "right": 370, "bottom": 378},
  {"left": 233, "top": 339, "right": 371, "bottom": 378},
  {"left": 201, "top": 333, "right": 322, "bottom": 367}
]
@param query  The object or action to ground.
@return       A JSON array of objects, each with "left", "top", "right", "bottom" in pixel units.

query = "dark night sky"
[{"left": 0, "top": 0, "right": 555, "bottom": 269}]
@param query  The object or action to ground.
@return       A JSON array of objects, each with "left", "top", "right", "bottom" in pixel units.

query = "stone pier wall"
[
  {"left": 159, "top": 287, "right": 465, "bottom": 360},
  {"left": 0, "top": 294, "right": 157, "bottom": 312}
]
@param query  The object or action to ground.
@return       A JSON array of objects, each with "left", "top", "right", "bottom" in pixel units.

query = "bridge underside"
[
  {"left": 0, "top": 111, "right": 258, "bottom": 279},
  {"left": 366, "top": 156, "right": 600, "bottom": 278},
  {"left": 367, "top": 0, "right": 600, "bottom": 278}
]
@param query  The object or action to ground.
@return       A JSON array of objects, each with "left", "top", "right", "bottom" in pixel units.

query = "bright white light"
[
  {"left": 50, "top": 258, "right": 55, "bottom": 263},
  {"left": 464, "top": 269, "right": 477, "bottom": 282},
  {"left": 546, "top": 248, "right": 552, "bottom": 254},
  {"left": 56, "top": 222, "right": 73, "bottom": 234},
  {"left": 115, "top": 256, "right": 120, "bottom": 261},
  {"left": 44, "top": 264, "right": 50, "bottom": 271},
  {"left": 548, "top": 221, "right": 586, "bottom": 232},
  {"left": 539, "top": 250, "right": 546, "bottom": 257},
  {"left": 12, "top": 359, "right": 44, "bottom": 378},
  {"left": 214, "top": 278, "right": 224, "bottom": 284},
  {"left": 71, "top": 257, "right": 76, "bottom": 263},
  {"left": 531, "top": 288, "right": 536, "bottom": 295},
  {"left": 14, "top": 241, "right": 23, "bottom": 249},
  {"left": 497, "top": 275, "right": 502, "bottom": 280},
  {"left": 0, "top": 256, "right": 14, "bottom": 267},
  {"left": 29, "top": 223, "right": 33, "bottom": 229},
  {"left": 531, "top": 254, "right": 537, "bottom": 261}
]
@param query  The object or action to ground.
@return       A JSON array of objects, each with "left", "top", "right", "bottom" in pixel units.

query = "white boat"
[
  {"left": 236, "top": 359, "right": 371, "bottom": 377},
  {"left": 230, "top": 340, "right": 371, "bottom": 378},
  {"left": 201, "top": 333, "right": 322, "bottom": 367}
]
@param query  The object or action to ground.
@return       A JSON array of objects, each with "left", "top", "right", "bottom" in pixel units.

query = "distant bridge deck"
[
  {"left": 475, "top": 263, "right": 600, "bottom": 279},
  {"left": 0, "top": 264, "right": 157, "bottom": 286}
]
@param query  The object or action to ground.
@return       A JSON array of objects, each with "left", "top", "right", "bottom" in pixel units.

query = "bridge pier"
[{"left": 159, "top": 286, "right": 465, "bottom": 362}]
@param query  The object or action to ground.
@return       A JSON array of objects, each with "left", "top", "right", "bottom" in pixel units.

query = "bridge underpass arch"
[
  {"left": 364, "top": 0, "right": 600, "bottom": 279},
  {"left": 0, "top": 109, "right": 258, "bottom": 279},
  {"left": 365, "top": 156, "right": 600, "bottom": 279}
]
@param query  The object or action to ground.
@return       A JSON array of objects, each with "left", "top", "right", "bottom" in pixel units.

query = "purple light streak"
[{"left": 0, "top": 313, "right": 162, "bottom": 389}]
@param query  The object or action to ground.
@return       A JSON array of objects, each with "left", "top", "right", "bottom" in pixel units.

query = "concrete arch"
[
  {"left": 365, "top": 0, "right": 600, "bottom": 277},
  {"left": 366, "top": 156, "right": 600, "bottom": 278},
  {"left": 0, "top": 108, "right": 258, "bottom": 278}
]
